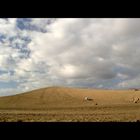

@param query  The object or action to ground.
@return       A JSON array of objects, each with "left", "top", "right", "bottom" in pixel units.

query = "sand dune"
[{"left": 0, "top": 86, "right": 139, "bottom": 109}]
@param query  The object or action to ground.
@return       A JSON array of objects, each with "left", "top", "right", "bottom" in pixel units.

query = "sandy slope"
[{"left": 0, "top": 87, "right": 139, "bottom": 109}]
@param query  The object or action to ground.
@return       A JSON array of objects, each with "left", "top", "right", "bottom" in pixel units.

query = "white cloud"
[
  {"left": 1, "top": 18, "right": 140, "bottom": 95},
  {"left": 0, "top": 18, "right": 17, "bottom": 36}
]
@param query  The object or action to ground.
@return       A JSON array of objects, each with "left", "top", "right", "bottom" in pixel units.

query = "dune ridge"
[{"left": 0, "top": 86, "right": 139, "bottom": 109}]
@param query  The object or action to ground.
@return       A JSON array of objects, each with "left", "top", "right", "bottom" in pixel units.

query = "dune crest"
[{"left": 0, "top": 87, "right": 139, "bottom": 109}]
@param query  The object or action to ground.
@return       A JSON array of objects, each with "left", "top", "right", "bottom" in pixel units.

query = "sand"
[{"left": 0, "top": 87, "right": 139, "bottom": 122}]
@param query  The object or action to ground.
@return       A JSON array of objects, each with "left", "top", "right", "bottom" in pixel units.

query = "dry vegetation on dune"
[{"left": 0, "top": 87, "right": 140, "bottom": 122}]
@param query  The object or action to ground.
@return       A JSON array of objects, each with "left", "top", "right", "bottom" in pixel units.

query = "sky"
[{"left": 0, "top": 18, "right": 140, "bottom": 96}]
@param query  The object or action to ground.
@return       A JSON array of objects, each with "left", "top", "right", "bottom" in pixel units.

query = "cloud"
[{"left": 0, "top": 18, "right": 140, "bottom": 96}]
